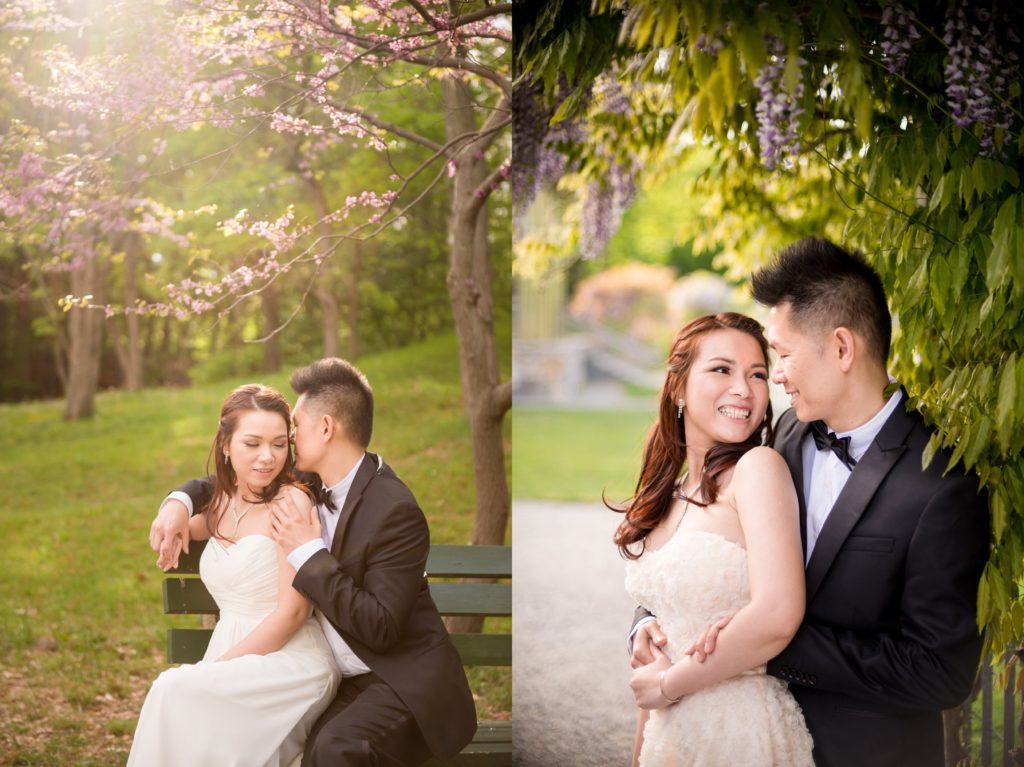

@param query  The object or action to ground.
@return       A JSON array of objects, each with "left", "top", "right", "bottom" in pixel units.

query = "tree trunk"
[
  {"left": 122, "top": 236, "right": 143, "bottom": 390},
  {"left": 111, "top": 234, "right": 144, "bottom": 390},
  {"left": 302, "top": 172, "right": 343, "bottom": 359},
  {"left": 64, "top": 252, "right": 106, "bottom": 420},
  {"left": 261, "top": 278, "right": 282, "bottom": 373},
  {"left": 347, "top": 240, "right": 361, "bottom": 361},
  {"left": 442, "top": 74, "right": 511, "bottom": 633}
]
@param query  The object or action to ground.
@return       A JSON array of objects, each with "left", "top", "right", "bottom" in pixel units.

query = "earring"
[
  {"left": 224, "top": 453, "right": 229, "bottom": 465},
  {"left": 677, "top": 399, "right": 684, "bottom": 418}
]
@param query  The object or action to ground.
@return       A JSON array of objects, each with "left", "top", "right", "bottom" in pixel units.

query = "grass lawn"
[
  {"left": 511, "top": 406, "right": 657, "bottom": 503},
  {"left": 0, "top": 331, "right": 509, "bottom": 766}
]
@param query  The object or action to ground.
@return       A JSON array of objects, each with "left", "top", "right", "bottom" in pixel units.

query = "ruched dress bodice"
[{"left": 626, "top": 530, "right": 813, "bottom": 767}]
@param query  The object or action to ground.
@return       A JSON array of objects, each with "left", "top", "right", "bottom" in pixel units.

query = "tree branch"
[
  {"left": 451, "top": 4, "right": 513, "bottom": 28},
  {"left": 492, "top": 379, "right": 512, "bottom": 417},
  {"left": 465, "top": 157, "right": 509, "bottom": 222}
]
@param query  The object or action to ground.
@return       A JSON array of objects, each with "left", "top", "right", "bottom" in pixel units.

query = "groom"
[
  {"left": 631, "top": 238, "right": 989, "bottom": 767},
  {"left": 149, "top": 357, "right": 476, "bottom": 766}
]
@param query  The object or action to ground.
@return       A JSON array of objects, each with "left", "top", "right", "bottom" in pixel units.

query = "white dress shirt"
[
  {"left": 802, "top": 389, "right": 903, "bottom": 563},
  {"left": 286, "top": 453, "right": 372, "bottom": 677}
]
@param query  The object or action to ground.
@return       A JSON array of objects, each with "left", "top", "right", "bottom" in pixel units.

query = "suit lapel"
[
  {"left": 775, "top": 411, "right": 811, "bottom": 558},
  {"left": 330, "top": 452, "right": 381, "bottom": 557},
  {"left": 804, "top": 401, "right": 914, "bottom": 602}
]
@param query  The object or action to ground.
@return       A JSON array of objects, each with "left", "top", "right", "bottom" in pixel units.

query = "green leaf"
[
  {"left": 996, "top": 352, "right": 1018, "bottom": 452},
  {"left": 963, "top": 415, "right": 992, "bottom": 469},
  {"left": 929, "top": 254, "right": 951, "bottom": 319},
  {"left": 706, "top": 70, "right": 725, "bottom": 132},
  {"left": 928, "top": 175, "right": 948, "bottom": 213},
  {"left": 733, "top": 25, "right": 765, "bottom": 75},
  {"left": 921, "top": 433, "right": 940, "bottom": 470},
  {"left": 991, "top": 485, "right": 1007, "bottom": 543},
  {"left": 988, "top": 195, "right": 1019, "bottom": 291},
  {"left": 908, "top": 254, "right": 929, "bottom": 296}
]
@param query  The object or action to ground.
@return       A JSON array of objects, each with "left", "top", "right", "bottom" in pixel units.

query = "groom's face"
[
  {"left": 766, "top": 303, "right": 837, "bottom": 423},
  {"left": 290, "top": 395, "right": 327, "bottom": 474}
]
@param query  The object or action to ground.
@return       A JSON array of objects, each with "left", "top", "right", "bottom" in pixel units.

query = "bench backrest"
[{"left": 163, "top": 541, "right": 511, "bottom": 667}]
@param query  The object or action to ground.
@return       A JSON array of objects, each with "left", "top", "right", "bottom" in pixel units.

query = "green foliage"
[
  {"left": 0, "top": 331, "right": 509, "bottom": 764},
  {"left": 517, "top": 1, "right": 1024, "bottom": 649},
  {"left": 512, "top": 407, "right": 654, "bottom": 502}
]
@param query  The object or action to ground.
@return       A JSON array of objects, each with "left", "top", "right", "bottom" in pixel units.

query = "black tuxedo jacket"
[
  {"left": 766, "top": 399, "right": 989, "bottom": 767},
  {"left": 176, "top": 453, "right": 476, "bottom": 760}
]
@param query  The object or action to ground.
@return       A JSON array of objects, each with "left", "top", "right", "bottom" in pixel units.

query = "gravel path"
[{"left": 513, "top": 499, "right": 639, "bottom": 766}]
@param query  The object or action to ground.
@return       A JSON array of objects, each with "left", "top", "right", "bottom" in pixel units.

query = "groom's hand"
[
  {"left": 150, "top": 499, "right": 190, "bottom": 571},
  {"left": 631, "top": 620, "right": 668, "bottom": 668},
  {"left": 269, "top": 493, "right": 322, "bottom": 554},
  {"left": 683, "top": 610, "right": 737, "bottom": 663}
]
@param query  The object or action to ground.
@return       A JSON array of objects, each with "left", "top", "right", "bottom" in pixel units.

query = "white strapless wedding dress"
[
  {"left": 128, "top": 535, "right": 339, "bottom": 767},
  {"left": 625, "top": 530, "right": 813, "bottom": 767}
]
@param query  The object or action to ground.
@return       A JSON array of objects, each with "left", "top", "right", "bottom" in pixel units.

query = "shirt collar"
[
  {"left": 321, "top": 453, "right": 366, "bottom": 513},
  {"left": 833, "top": 387, "right": 903, "bottom": 462}
]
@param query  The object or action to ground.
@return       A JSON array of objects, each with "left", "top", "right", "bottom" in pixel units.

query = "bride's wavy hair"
[
  {"left": 204, "top": 384, "right": 302, "bottom": 537},
  {"left": 611, "top": 313, "right": 774, "bottom": 560}
]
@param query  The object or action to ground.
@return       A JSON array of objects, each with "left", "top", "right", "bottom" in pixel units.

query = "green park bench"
[{"left": 164, "top": 541, "right": 512, "bottom": 766}]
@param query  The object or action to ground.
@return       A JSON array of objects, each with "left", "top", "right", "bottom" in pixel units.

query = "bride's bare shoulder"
[{"left": 275, "top": 482, "right": 314, "bottom": 507}]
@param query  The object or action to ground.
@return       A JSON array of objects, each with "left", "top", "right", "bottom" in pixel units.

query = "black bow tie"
[{"left": 810, "top": 421, "right": 857, "bottom": 470}]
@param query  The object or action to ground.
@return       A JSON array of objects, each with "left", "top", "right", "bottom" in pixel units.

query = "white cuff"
[
  {"left": 287, "top": 538, "right": 328, "bottom": 572},
  {"left": 160, "top": 491, "right": 195, "bottom": 518},
  {"left": 627, "top": 614, "right": 657, "bottom": 656}
]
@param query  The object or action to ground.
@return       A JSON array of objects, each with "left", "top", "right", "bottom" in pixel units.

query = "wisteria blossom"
[
  {"left": 753, "top": 36, "right": 806, "bottom": 170},
  {"left": 879, "top": 3, "right": 921, "bottom": 76},
  {"left": 943, "top": 2, "right": 1018, "bottom": 156}
]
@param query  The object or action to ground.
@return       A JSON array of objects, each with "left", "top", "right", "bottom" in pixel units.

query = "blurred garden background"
[
  {"left": 0, "top": 1, "right": 510, "bottom": 763},
  {"left": 511, "top": 2, "right": 1022, "bottom": 766}
]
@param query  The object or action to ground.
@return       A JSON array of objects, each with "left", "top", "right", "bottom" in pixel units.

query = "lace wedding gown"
[
  {"left": 128, "top": 535, "right": 340, "bottom": 767},
  {"left": 626, "top": 529, "right": 813, "bottom": 767}
]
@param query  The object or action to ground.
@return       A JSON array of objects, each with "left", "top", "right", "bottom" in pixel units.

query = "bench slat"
[
  {"left": 431, "top": 583, "right": 511, "bottom": 616},
  {"left": 168, "top": 628, "right": 213, "bottom": 664},
  {"left": 164, "top": 578, "right": 219, "bottom": 614},
  {"left": 426, "top": 545, "right": 511, "bottom": 578},
  {"left": 167, "top": 540, "right": 205, "bottom": 575},
  {"left": 164, "top": 580, "right": 510, "bottom": 618},
  {"left": 171, "top": 541, "right": 511, "bottom": 579},
  {"left": 168, "top": 629, "right": 510, "bottom": 668}
]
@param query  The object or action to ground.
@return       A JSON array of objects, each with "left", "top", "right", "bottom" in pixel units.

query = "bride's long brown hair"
[{"left": 611, "top": 313, "right": 774, "bottom": 559}]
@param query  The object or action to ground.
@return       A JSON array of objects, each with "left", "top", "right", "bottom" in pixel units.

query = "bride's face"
[
  {"left": 680, "top": 329, "right": 770, "bottom": 450},
  {"left": 226, "top": 409, "right": 290, "bottom": 492}
]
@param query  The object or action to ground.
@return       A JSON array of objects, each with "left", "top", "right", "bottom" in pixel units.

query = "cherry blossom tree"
[{"left": 1, "top": 0, "right": 511, "bottom": 545}]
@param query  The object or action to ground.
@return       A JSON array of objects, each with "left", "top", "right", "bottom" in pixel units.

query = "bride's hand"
[
  {"left": 630, "top": 645, "right": 675, "bottom": 710},
  {"left": 683, "top": 610, "right": 737, "bottom": 663}
]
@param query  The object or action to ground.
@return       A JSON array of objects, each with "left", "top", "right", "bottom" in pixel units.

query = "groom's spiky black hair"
[
  {"left": 291, "top": 358, "right": 374, "bottom": 448},
  {"left": 751, "top": 237, "right": 892, "bottom": 365}
]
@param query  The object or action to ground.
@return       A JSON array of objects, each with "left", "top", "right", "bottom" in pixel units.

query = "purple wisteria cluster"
[
  {"left": 879, "top": 3, "right": 921, "bottom": 75},
  {"left": 511, "top": 77, "right": 585, "bottom": 231},
  {"left": 753, "top": 36, "right": 806, "bottom": 170},
  {"left": 579, "top": 160, "right": 638, "bottom": 261},
  {"left": 943, "top": 3, "right": 1018, "bottom": 156},
  {"left": 694, "top": 32, "right": 726, "bottom": 56}
]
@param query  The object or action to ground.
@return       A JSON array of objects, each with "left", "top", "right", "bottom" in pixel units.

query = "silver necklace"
[
  {"left": 228, "top": 497, "right": 255, "bottom": 537},
  {"left": 672, "top": 473, "right": 694, "bottom": 535}
]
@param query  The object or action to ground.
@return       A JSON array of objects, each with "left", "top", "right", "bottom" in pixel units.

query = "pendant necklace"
[{"left": 229, "top": 497, "right": 255, "bottom": 538}]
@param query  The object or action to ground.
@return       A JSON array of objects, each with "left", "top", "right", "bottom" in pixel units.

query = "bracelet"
[{"left": 659, "top": 670, "right": 682, "bottom": 703}]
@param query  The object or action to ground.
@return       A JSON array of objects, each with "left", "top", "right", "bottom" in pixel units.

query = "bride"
[
  {"left": 614, "top": 313, "right": 813, "bottom": 767},
  {"left": 128, "top": 384, "right": 339, "bottom": 767}
]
